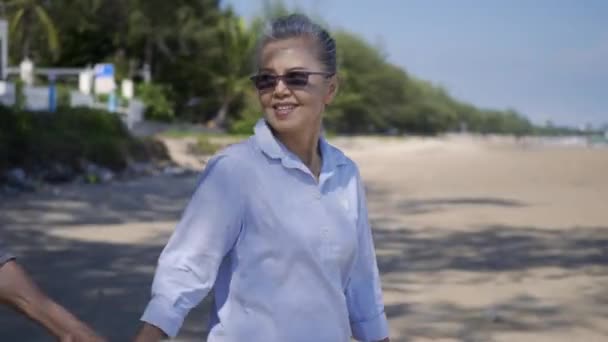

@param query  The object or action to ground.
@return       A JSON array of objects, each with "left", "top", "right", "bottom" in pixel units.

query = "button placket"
[
  {"left": 320, "top": 227, "right": 330, "bottom": 261},
  {"left": 313, "top": 186, "right": 332, "bottom": 266}
]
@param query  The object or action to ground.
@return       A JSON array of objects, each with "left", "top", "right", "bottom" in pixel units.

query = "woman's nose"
[{"left": 273, "top": 78, "right": 290, "bottom": 95}]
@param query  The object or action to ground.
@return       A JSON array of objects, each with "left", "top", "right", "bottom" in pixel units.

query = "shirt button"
[{"left": 314, "top": 191, "right": 322, "bottom": 200}]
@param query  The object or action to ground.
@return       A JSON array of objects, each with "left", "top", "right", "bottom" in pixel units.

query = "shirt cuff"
[
  {"left": 0, "top": 253, "right": 15, "bottom": 267},
  {"left": 140, "top": 295, "right": 187, "bottom": 338},
  {"left": 351, "top": 311, "right": 389, "bottom": 341}
]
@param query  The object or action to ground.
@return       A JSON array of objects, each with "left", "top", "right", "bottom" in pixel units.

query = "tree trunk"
[
  {"left": 21, "top": 11, "right": 32, "bottom": 59},
  {"left": 22, "top": 34, "right": 31, "bottom": 59},
  {"left": 214, "top": 96, "right": 232, "bottom": 128},
  {"left": 128, "top": 58, "right": 138, "bottom": 79},
  {"left": 143, "top": 37, "right": 153, "bottom": 81}
]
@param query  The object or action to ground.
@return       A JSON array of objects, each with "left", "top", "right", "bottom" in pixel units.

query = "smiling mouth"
[{"left": 273, "top": 103, "right": 298, "bottom": 117}]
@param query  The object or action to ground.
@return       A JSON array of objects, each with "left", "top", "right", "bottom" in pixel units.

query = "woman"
[{"left": 135, "top": 14, "right": 389, "bottom": 342}]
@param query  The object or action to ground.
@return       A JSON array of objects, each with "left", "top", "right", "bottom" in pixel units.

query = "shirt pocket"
[{"left": 327, "top": 188, "right": 359, "bottom": 226}]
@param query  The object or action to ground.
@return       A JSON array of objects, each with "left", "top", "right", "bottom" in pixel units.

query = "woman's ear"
[{"left": 324, "top": 76, "right": 339, "bottom": 105}]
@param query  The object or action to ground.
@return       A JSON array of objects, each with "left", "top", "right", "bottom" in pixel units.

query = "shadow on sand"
[{"left": 0, "top": 175, "right": 607, "bottom": 341}]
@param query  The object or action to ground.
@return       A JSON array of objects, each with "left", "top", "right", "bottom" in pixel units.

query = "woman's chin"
[{"left": 267, "top": 114, "right": 301, "bottom": 132}]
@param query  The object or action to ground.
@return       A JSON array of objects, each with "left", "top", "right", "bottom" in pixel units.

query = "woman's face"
[{"left": 256, "top": 37, "right": 337, "bottom": 135}]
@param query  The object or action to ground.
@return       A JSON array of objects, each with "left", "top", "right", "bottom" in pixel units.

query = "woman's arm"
[
  {"left": 345, "top": 168, "right": 390, "bottom": 342},
  {"left": 0, "top": 260, "right": 105, "bottom": 341},
  {"left": 135, "top": 154, "right": 245, "bottom": 339}
]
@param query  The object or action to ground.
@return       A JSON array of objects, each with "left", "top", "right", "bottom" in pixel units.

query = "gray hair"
[{"left": 255, "top": 14, "right": 337, "bottom": 74}]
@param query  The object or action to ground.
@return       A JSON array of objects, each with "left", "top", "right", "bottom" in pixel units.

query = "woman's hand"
[{"left": 132, "top": 322, "right": 167, "bottom": 342}]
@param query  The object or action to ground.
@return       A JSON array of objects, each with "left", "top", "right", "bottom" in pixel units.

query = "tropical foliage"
[{"left": 1, "top": 0, "right": 568, "bottom": 135}]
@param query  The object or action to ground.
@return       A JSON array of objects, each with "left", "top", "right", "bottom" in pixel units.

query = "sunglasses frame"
[{"left": 249, "top": 71, "right": 335, "bottom": 91}]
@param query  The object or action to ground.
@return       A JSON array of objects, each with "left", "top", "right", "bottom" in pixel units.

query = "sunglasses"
[{"left": 250, "top": 71, "right": 334, "bottom": 91}]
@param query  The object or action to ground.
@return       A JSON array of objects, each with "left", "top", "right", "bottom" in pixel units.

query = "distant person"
[
  {"left": 0, "top": 243, "right": 105, "bottom": 341},
  {"left": 134, "top": 14, "right": 389, "bottom": 342}
]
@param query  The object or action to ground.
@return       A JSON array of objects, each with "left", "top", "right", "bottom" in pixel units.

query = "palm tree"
[
  {"left": 124, "top": 0, "right": 173, "bottom": 81},
  {"left": 209, "top": 14, "right": 257, "bottom": 128},
  {"left": 125, "top": 0, "right": 219, "bottom": 79},
  {"left": 5, "top": 0, "right": 59, "bottom": 59}
]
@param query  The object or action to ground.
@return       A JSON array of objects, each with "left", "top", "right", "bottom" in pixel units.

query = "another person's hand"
[
  {"left": 59, "top": 324, "right": 106, "bottom": 342},
  {"left": 0, "top": 260, "right": 106, "bottom": 341},
  {"left": 60, "top": 332, "right": 106, "bottom": 342}
]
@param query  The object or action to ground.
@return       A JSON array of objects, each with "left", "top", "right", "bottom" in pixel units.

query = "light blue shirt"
[{"left": 141, "top": 119, "right": 389, "bottom": 341}]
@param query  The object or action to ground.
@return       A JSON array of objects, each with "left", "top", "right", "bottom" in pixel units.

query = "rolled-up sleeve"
[
  {"left": 141, "top": 154, "right": 245, "bottom": 337},
  {"left": 0, "top": 244, "right": 15, "bottom": 266},
  {"left": 346, "top": 170, "right": 389, "bottom": 341}
]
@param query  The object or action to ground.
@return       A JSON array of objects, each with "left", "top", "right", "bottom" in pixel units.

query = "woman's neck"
[{"left": 276, "top": 127, "right": 322, "bottom": 179}]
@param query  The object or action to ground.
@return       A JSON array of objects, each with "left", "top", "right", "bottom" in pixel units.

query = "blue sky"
[{"left": 224, "top": 0, "right": 607, "bottom": 128}]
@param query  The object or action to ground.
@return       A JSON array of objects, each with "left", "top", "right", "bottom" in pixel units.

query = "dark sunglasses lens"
[
  {"left": 252, "top": 75, "right": 277, "bottom": 90},
  {"left": 284, "top": 72, "right": 309, "bottom": 87}
]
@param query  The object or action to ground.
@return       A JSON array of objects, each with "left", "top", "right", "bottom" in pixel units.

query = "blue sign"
[
  {"left": 48, "top": 75, "right": 56, "bottom": 112},
  {"left": 94, "top": 63, "right": 116, "bottom": 94},
  {"left": 94, "top": 64, "right": 114, "bottom": 78}
]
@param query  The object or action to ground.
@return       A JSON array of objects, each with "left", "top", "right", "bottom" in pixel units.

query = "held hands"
[
  {"left": 58, "top": 324, "right": 107, "bottom": 342},
  {"left": 59, "top": 332, "right": 106, "bottom": 342}
]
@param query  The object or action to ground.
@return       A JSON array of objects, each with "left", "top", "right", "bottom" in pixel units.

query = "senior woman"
[{"left": 134, "top": 14, "right": 389, "bottom": 342}]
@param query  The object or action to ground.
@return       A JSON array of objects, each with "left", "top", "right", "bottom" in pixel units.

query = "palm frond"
[
  {"left": 8, "top": 8, "right": 25, "bottom": 35},
  {"left": 33, "top": 4, "right": 60, "bottom": 56}
]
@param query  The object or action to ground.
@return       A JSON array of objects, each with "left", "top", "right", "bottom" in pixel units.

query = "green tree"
[
  {"left": 6, "top": 0, "right": 60, "bottom": 60},
  {"left": 326, "top": 31, "right": 393, "bottom": 133},
  {"left": 42, "top": 0, "right": 118, "bottom": 67},
  {"left": 11, "top": 0, "right": 545, "bottom": 136},
  {"left": 206, "top": 12, "right": 257, "bottom": 128},
  {"left": 125, "top": 0, "right": 180, "bottom": 78}
]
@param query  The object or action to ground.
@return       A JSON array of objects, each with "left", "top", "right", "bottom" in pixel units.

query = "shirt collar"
[{"left": 253, "top": 118, "right": 347, "bottom": 172}]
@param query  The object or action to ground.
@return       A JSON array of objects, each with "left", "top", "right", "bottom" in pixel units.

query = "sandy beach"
[{"left": 1, "top": 135, "right": 607, "bottom": 341}]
